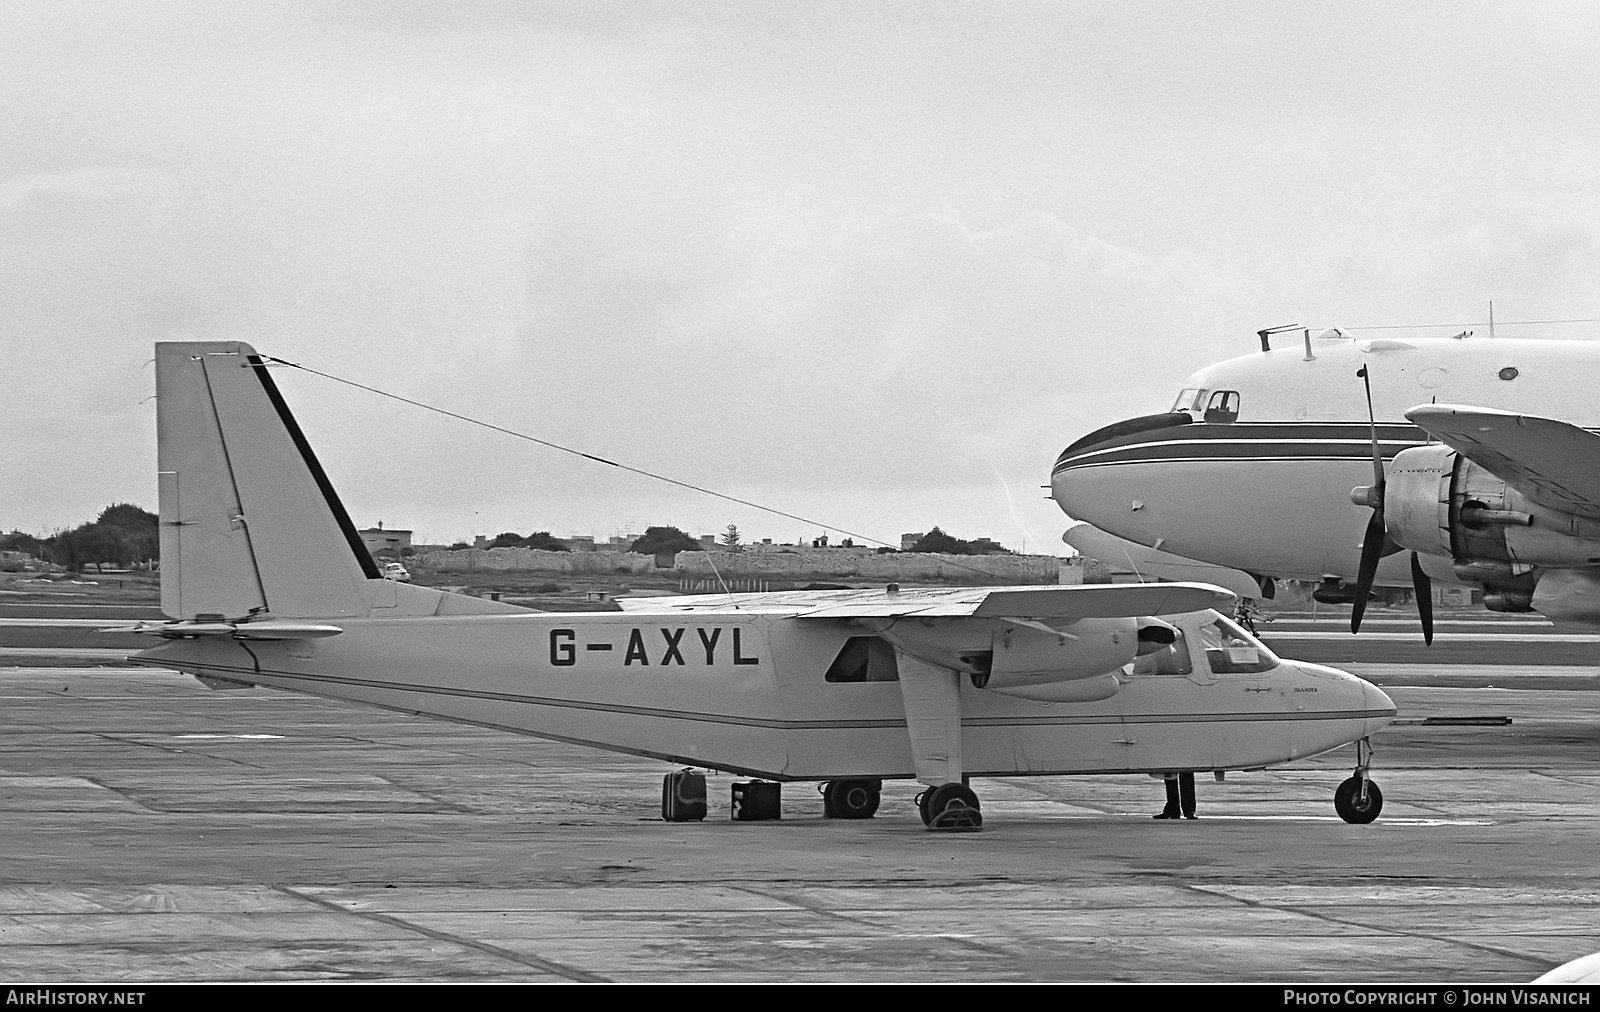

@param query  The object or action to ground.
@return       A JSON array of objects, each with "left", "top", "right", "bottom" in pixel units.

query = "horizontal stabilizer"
[
  {"left": 103, "top": 620, "right": 344, "bottom": 640},
  {"left": 1407, "top": 404, "right": 1600, "bottom": 519}
]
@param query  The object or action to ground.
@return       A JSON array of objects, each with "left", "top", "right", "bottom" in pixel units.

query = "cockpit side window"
[
  {"left": 1171, "top": 388, "right": 1203, "bottom": 415},
  {"left": 1128, "top": 628, "right": 1193, "bottom": 677},
  {"left": 1204, "top": 390, "right": 1240, "bottom": 424},
  {"left": 1199, "top": 615, "right": 1277, "bottom": 675}
]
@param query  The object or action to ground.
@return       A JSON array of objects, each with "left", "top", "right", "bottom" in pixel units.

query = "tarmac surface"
[{"left": 4, "top": 646, "right": 1600, "bottom": 983}]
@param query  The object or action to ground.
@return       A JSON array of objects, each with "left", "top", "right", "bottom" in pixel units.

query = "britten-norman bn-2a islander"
[{"left": 117, "top": 342, "right": 1398, "bottom": 830}]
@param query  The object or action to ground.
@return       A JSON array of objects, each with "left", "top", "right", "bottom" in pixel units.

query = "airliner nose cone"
[{"left": 1051, "top": 411, "right": 1193, "bottom": 526}]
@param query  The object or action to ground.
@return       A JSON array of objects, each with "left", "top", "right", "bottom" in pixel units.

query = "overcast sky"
[{"left": 6, "top": 1, "right": 1600, "bottom": 551}]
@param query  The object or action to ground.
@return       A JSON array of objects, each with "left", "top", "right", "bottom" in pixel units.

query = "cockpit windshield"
[
  {"left": 1198, "top": 613, "right": 1279, "bottom": 675},
  {"left": 1171, "top": 388, "right": 1206, "bottom": 415}
]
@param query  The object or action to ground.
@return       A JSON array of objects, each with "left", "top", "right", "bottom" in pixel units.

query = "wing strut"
[{"left": 892, "top": 649, "right": 964, "bottom": 787}]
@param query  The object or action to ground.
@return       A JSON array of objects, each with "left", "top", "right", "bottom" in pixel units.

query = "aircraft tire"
[
  {"left": 1334, "top": 776, "right": 1383, "bottom": 824},
  {"left": 924, "top": 783, "right": 983, "bottom": 832},
  {"left": 823, "top": 779, "right": 881, "bottom": 819}
]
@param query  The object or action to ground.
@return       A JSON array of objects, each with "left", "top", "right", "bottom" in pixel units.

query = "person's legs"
[
  {"left": 1154, "top": 775, "right": 1181, "bottom": 818},
  {"left": 1179, "top": 771, "right": 1197, "bottom": 819}
]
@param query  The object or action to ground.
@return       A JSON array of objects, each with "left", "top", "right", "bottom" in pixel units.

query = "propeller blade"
[
  {"left": 1350, "top": 511, "right": 1387, "bottom": 634},
  {"left": 1356, "top": 364, "right": 1384, "bottom": 490},
  {"left": 1411, "top": 552, "right": 1434, "bottom": 646}
]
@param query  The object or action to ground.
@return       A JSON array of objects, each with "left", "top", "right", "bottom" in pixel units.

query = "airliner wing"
[
  {"left": 618, "top": 582, "right": 1234, "bottom": 619},
  {"left": 1407, "top": 404, "right": 1600, "bottom": 519}
]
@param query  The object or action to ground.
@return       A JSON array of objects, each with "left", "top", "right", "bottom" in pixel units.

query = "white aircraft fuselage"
[
  {"left": 1052, "top": 333, "right": 1600, "bottom": 589},
  {"left": 125, "top": 340, "right": 1398, "bottom": 829},
  {"left": 141, "top": 603, "right": 1387, "bottom": 781}
]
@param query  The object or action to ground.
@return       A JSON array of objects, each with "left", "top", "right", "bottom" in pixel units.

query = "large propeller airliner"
[
  {"left": 1052, "top": 328, "right": 1600, "bottom": 642},
  {"left": 114, "top": 341, "right": 1397, "bottom": 829}
]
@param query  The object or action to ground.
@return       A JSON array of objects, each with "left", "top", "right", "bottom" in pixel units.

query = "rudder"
[{"left": 156, "top": 342, "right": 378, "bottom": 619}]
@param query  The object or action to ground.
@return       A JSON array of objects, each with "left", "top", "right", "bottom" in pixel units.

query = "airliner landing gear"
[
  {"left": 1334, "top": 736, "right": 1384, "bottom": 824},
  {"left": 821, "top": 779, "right": 882, "bottom": 819},
  {"left": 916, "top": 783, "right": 983, "bottom": 831}
]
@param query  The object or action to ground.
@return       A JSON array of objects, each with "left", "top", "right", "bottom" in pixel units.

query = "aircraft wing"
[
  {"left": 1407, "top": 404, "right": 1600, "bottom": 519},
  {"left": 1061, "top": 520, "right": 1265, "bottom": 599},
  {"left": 618, "top": 582, "right": 1233, "bottom": 619}
]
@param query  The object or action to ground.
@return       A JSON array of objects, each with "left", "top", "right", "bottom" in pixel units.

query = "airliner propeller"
[{"left": 1348, "top": 365, "right": 1434, "bottom": 645}]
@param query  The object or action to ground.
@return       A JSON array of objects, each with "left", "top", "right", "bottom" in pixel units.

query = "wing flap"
[{"left": 1407, "top": 404, "right": 1600, "bottom": 519}]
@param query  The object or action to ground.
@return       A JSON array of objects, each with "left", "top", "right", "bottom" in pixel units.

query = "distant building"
[
  {"left": 561, "top": 535, "right": 597, "bottom": 552},
  {"left": 359, "top": 523, "right": 412, "bottom": 559},
  {"left": 901, "top": 533, "right": 925, "bottom": 551},
  {"left": 698, "top": 535, "right": 718, "bottom": 549}
]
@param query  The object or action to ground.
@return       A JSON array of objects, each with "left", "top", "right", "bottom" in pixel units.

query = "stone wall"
[
  {"left": 411, "top": 548, "right": 656, "bottom": 574},
  {"left": 674, "top": 550, "right": 1058, "bottom": 584},
  {"left": 410, "top": 546, "right": 1063, "bottom": 583}
]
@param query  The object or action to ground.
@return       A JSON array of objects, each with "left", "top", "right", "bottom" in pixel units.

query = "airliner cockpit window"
[
  {"left": 1199, "top": 615, "right": 1278, "bottom": 675},
  {"left": 1171, "top": 388, "right": 1204, "bottom": 415},
  {"left": 1204, "top": 389, "right": 1240, "bottom": 423}
]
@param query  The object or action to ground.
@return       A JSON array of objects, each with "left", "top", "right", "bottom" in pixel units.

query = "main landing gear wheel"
[
  {"left": 821, "top": 779, "right": 882, "bottom": 819},
  {"left": 1334, "top": 736, "right": 1384, "bottom": 824},
  {"left": 917, "top": 783, "right": 983, "bottom": 831}
]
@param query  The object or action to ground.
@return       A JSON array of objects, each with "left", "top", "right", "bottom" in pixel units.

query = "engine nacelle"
[
  {"left": 862, "top": 615, "right": 1139, "bottom": 690},
  {"left": 982, "top": 672, "right": 1122, "bottom": 703},
  {"left": 1385, "top": 444, "right": 1600, "bottom": 573},
  {"left": 983, "top": 616, "right": 1138, "bottom": 689}
]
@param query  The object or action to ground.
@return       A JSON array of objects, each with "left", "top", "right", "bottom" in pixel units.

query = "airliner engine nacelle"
[{"left": 1385, "top": 444, "right": 1600, "bottom": 581}]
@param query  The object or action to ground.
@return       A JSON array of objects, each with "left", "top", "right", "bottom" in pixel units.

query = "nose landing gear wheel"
[
  {"left": 821, "top": 779, "right": 882, "bottom": 819},
  {"left": 1334, "top": 736, "right": 1384, "bottom": 824},
  {"left": 1335, "top": 776, "right": 1383, "bottom": 824},
  {"left": 918, "top": 782, "right": 982, "bottom": 831}
]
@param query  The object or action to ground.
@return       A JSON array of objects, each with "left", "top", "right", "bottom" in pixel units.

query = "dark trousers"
[{"left": 1163, "top": 772, "right": 1196, "bottom": 816}]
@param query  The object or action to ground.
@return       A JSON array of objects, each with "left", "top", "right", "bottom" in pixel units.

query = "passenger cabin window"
[
  {"left": 1199, "top": 615, "right": 1277, "bottom": 675},
  {"left": 1203, "top": 389, "right": 1240, "bottom": 424},
  {"left": 1128, "top": 628, "right": 1193, "bottom": 677},
  {"left": 824, "top": 636, "right": 900, "bottom": 682}
]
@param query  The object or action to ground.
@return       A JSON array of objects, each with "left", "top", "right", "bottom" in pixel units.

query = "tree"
[
  {"left": 53, "top": 524, "right": 133, "bottom": 573},
  {"left": 522, "top": 531, "right": 569, "bottom": 552},
  {"left": 909, "top": 527, "right": 965, "bottom": 554},
  {"left": 907, "top": 527, "right": 1010, "bottom": 556},
  {"left": 486, "top": 531, "right": 569, "bottom": 551},
  {"left": 0, "top": 530, "right": 45, "bottom": 558},
  {"left": 721, "top": 524, "right": 742, "bottom": 551},
  {"left": 88, "top": 504, "right": 159, "bottom": 563},
  {"left": 631, "top": 526, "right": 702, "bottom": 555}
]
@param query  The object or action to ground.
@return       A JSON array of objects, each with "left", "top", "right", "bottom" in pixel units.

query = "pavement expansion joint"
[{"left": 273, "top": 885, "right": 610, "bottom": 983}]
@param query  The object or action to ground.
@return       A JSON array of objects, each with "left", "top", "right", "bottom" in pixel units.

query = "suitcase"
[
  {"left": 661, "top": 769, "right": 707, "bottom": 822},
  {"left": 731, "top": 780, "right": 781, "bottom": 821}
]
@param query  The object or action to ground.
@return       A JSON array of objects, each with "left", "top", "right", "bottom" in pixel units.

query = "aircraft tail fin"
[{"left": 156, "top": 342, "right": 385, "bottom": 620}]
